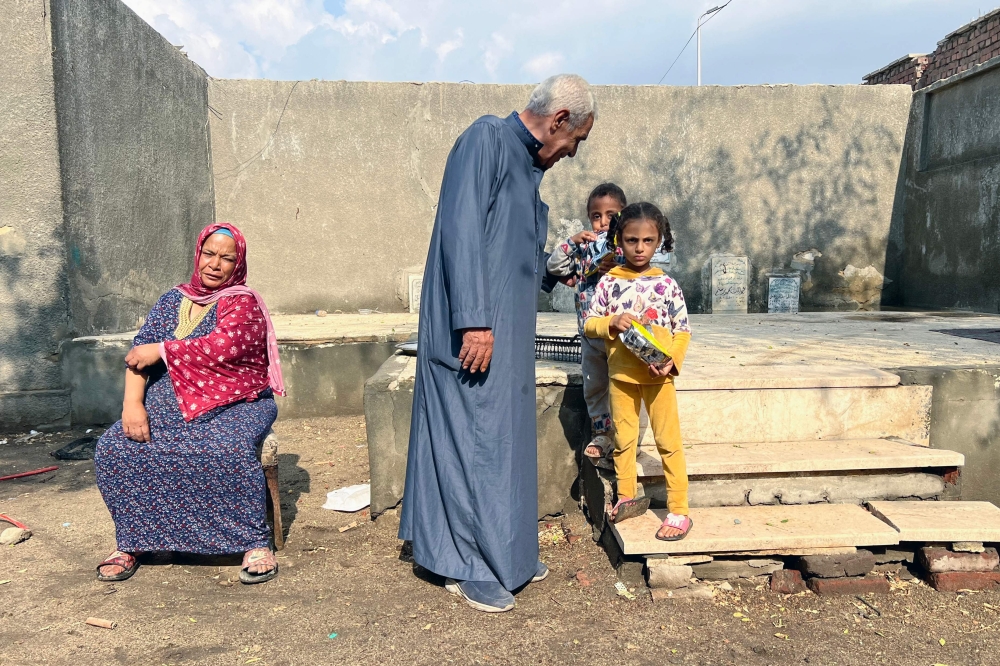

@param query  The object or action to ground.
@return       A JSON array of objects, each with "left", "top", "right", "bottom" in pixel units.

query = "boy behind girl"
[{"left": 546, "top": 183, "right": 626, "bottom": 467}]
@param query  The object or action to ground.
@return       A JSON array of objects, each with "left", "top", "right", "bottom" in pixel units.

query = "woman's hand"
[
  {"left": 570, "top": 230, "right": 598, "bottom": 246},
  {"left": 121, "top": 401, "right": 151, "bottom": 442},
  {"left": 125, "top": 343, "right": 162, "bottom": 372},
  {"left": 609, "top": 313, "right": 637, "bottom": 335},
  {"left": 649, "top": 359, "right": 676, "bottom": 378}
]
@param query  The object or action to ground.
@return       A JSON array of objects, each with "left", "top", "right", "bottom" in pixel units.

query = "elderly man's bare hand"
[
  {"left": 459, "top": 328, "right": 494, "bottom": 373},
  {"left": 558, "top": 274, "right": 578, "bottom": 288},
  {"left": 125, "top": 343, "right": 162, "bottom": 372}
]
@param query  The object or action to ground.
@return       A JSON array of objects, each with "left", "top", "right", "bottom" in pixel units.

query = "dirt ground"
[{"left": 2, "top": 416, "right": 1000, "bottom": 666}]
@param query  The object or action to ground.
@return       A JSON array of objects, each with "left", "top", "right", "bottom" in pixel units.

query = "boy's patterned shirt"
[{"left": 588, "top": 270, "right": 691, "bottom": 335}]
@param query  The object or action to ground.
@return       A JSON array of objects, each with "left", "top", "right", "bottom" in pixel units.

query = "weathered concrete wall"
[
  {"left": 63, "top": 338, "right": 399, "bottom": 425},
  {"left": 897, "top": 57, "right": 1000, "bottom": 312},
  {"left": 0, "top": 0, "right": 72, "bottom": 432},
  {"left": 895, "top": 366, "right": 1000, "bottom": 508},
  {"left": 364, "top": 354, "right": 588, "bottom": 518},
  {"left": 209, "top": 81, "right": 913, "bottom": 314},
  {"left": 49, "top": 0, "right": 215, "bottom": 336}
]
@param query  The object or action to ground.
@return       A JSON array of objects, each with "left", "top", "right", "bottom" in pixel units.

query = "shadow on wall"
[
  {"left": 545, "top": 90, "right": 906, "bottom": 313},
  {"left": 0, "top": 229, "right": 72, "bottom": 430}
]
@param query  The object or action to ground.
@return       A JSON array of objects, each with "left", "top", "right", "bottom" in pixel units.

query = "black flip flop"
[
  {"left": 240, "top": 550, "right": 279, "bottom": 585},
  {"left": 610, "top": 496, "right": 651, "bottom": 524}
]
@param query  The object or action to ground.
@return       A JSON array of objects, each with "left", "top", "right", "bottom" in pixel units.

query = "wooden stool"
[{"left": 259, "top": 429, "right": 284, "bottom": 550}]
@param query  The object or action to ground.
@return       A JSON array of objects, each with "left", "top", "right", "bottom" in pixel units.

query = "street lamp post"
[{"left": 697, "top": 5, "right": 724, "bottom": 86}]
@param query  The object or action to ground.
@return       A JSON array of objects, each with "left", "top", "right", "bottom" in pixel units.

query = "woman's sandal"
[
  {"left": 608, "top": 496, "right": 651, "bottom": 524},
  {"left": 239, "top": 547, "right": 279, "bottom": 585},
  {"left": 655, "top": 513, "right": 693, "bottom": 542},
  {"left": 96, "top": 550, "right": 139, "bottom": 582}
]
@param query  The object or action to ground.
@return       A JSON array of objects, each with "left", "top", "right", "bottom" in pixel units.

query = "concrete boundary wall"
[
  {"left": 209, "top": 81, "right": 913, "bottom": 315},
  {"left": 49, "top": 0, "right": 215, "bottom": 337},
  {"left": 0, "top": 1, "right": 71, "bottom": 431},
  {"left": 896, "top": 56, "right": 1000, "bottom": 311}
]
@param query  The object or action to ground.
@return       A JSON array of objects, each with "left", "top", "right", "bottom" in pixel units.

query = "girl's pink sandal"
[{"left": 655, "top": 513, "right": 693, "bottom": 542}]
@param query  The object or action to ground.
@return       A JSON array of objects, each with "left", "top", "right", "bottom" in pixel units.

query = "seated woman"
[{"left": 94, "top": 223, "right": 286, "bottom": 585}]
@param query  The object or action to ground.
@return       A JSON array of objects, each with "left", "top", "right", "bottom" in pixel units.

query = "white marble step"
[
  {"left": 633, "top": 438, "right": 963, "bottom": 477},
  {"left": 867, "top": 501, "right": 1000, "bottom": 543},
  {"left": 610, "top": 504, "right": 901, "bottom": 556},
  {"left": 639, "top": 384, "right": 932, "bottom": 446}
]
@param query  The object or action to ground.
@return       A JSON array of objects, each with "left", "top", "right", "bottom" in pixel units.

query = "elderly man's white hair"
[{"left": 525, "top": 74, "right": 597, "bottom": 129}]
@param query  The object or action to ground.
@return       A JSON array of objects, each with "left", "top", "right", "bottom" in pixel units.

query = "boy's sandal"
[
  {"left": 96, "top": 550, "right": 139, "bottom": 582},
  {"left": 239, "top": 547, "right": 279, "bottom": 585},
  {"left": 655, "top": 513, "right": 693, "bottom": 542},
  {"left": 609, "top": 496, "right": 651, "bottom": 524},
  {"left": 583, "top": 436, "right": 614, "bottom": 460}
]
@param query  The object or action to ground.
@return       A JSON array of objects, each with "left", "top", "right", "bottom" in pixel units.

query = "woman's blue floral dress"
[{"left": 94, "top": 289, "right": 276, "bottom": 554}]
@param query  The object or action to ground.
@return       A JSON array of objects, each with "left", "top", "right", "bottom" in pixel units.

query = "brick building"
[{"left": 863, "top": 7, "right": 1000, "bottom": 88}]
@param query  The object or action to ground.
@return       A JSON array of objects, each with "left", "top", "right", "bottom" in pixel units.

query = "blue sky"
[{"left": 122, "top": 1, "right": 993, "bottom": 85}]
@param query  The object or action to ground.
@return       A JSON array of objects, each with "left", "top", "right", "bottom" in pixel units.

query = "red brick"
[
  {"left": 807, "top": 576, "right": 890, "bottom": 596},
  {"left": 919, "top": 547, "right": 999, "bottom": 573},
  {"left": 771, "top": 570, "right": 808, "bottom": 595},
  {"left": 928, "top": 572, "right": 1000, "bottom": 592}
]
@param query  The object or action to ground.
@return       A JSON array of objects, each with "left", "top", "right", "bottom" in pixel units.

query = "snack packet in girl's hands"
[{"left": 619, "top": 321, "right": 671, "bottom": 366}]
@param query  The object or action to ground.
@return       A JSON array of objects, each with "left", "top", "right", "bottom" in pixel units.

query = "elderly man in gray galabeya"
[{"left": 399, "top": 74, "right": 596, "bottom": 612}]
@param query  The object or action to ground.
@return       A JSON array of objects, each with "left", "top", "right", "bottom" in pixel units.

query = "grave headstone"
[
  {"left": 711, "top": 255, "right": 748, "bottom": 314},
  {"left": 767, "top": 275, "right": 801, "bottom": 314}
]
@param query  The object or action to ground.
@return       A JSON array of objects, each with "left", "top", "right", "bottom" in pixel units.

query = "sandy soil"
[{"left": 2, "top": 416, "right": 1000, "bottom": 665}]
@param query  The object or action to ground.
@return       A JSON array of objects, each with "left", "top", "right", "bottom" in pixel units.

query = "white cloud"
[
  {"left": 482, "top": 32, "right": 513, "bottom": 76},
  {"left": 435, "top": 28, "right": 464, "bottom": 61},
  {"left": 523, "top": 51, "right": 565, "bottom": 79}
]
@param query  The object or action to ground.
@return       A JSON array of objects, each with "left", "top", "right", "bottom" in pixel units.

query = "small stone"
[
  {"left": 872, "top": 547, "right": 915, "bottom": 564},
  {"left": 646, "top": 565, "right": 692, "bottom": 590},
  {"left": 770, "top": 569, "right": 808, "bottom": 594},
  {"left": 717, "top": 581, "right": 734, "bottom": 592},
  {"left": 799, "top": 550, "right": 875, "bottom": 578},
  {"left": 0, "top": 527, "right": 31, "bottom": 546},
  {"left": 928, "top": 571, "right": 1000, "bottom": 592},
  {"left": 692, "top": 559, "right": 782, "bottom": 580},
  {"left": 919, "top": 547, "right": 999, "bottom": 573},
  {"left": 873, "top": 562, "right": 902, "bottom": 574},
  {"left": 646, "top": 554, "right": 713, "bottom": 566},
  {"left": 953, "top": 541, "right": 986, "bottom": 553},
  {"left": 807, "top": 576, "right": 890, "bottom": 596},
  {"left": 650, "top": 583, "right": 715, "bottom": 602}
]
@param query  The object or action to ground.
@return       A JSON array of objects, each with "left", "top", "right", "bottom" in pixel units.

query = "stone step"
[
  {"left": 676, "top": 365, "right": 900, "bottom": 391},
  {"left": 610, "top": 504, "right": 901, "bottom": 556},
  {"left": 641, "top": 384, "right": 932, "bottom": 446},
  {"left": 867, "top": 501, "right": 1000, "bottom": 543},
  {"left": 634, "top": 438, "right": 964, "bottom": 477}
]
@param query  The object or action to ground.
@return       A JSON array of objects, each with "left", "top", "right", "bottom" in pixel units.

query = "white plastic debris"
[{"left": 321, "top": 484, "right": 371, "bottom": 513}]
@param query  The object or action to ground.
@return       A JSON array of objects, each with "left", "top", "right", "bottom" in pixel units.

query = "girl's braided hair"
[{"left": 608, "top": 202, "right": 673, "bottom": 253}]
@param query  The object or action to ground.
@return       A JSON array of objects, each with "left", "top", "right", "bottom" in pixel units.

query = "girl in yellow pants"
[{"left": 584, "top": 202, "right": 693, "bottom": 541}]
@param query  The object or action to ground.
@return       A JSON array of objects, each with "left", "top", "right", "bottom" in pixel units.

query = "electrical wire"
[{"left": 656, "top": 0, "right": 734, "bottom": 85}]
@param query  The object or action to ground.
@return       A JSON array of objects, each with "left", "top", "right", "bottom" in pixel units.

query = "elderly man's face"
[{"left": 538, "top": 111, "right": 594, "bottom": 170}]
